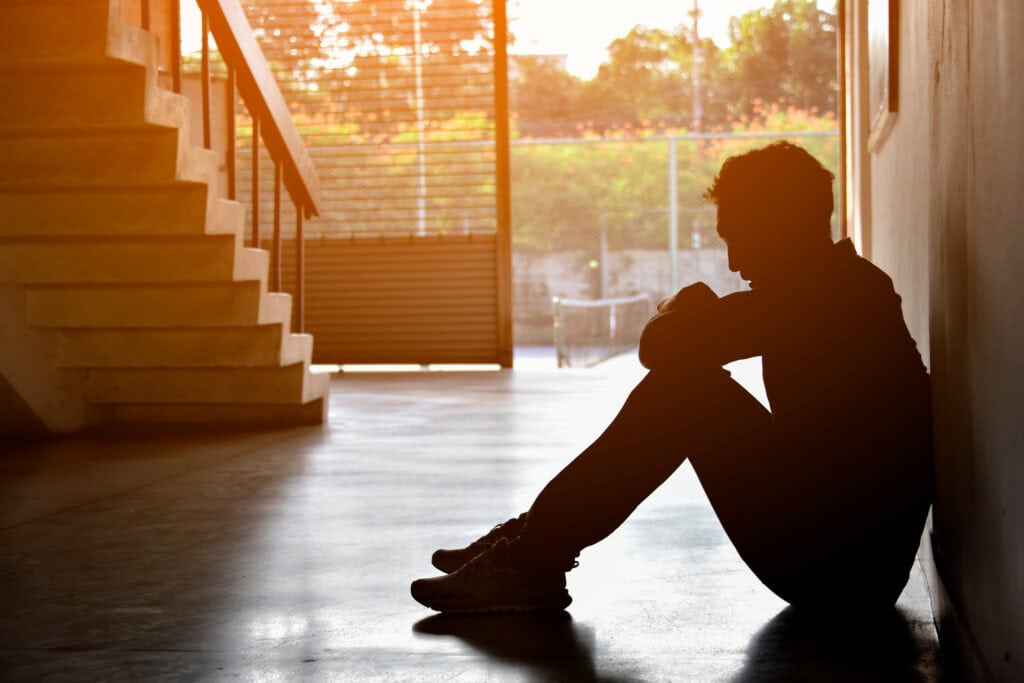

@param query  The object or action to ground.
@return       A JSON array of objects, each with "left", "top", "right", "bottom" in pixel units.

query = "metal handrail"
[
  {"left": 135, "top": 0, "right": 318, "bottom": 332},
  {"left": 195, "top": 0, "right": 320, "bottom": 218}
]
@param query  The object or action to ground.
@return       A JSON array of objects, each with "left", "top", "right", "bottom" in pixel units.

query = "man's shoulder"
[{"left": 834, "top": 239, "right": 897, "bottom": 293}]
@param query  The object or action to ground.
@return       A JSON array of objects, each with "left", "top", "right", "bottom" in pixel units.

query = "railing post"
[
  {"left": 492, "top": 0, "right": 513, "bottom": 367},
  {"left": 226, "top": 68, "right": 236, "bottom": 200},
  {"left": 171, "top": 0, "right": 182, "bottom": 94},
  {"left": 201, "top": 10, "right": 211, "bottom": 150},
  {"left": 251, "top": 117, "right": 260, "bottom": 248},
  {"left": 668, "top": 136, "right": 679, "bottom": 293},
  {"left": 295, "top": 201, "right": 305, "bottom": 334},
  {"left": 193, "top": 0, "right": 320, "bottom": 224},
  {"left": 140, "top": 0, "right": 150, "bottom": 31},
  {"left": 553, "top": 297, "right": 566, "bottom": 368},
  {"left": 272, "top": 161, "right": 282, "bottom": 291}
]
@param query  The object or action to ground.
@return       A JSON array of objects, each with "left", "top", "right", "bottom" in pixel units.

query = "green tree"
[
  {"left": 723, "top": 0, "right": 838, "bottom": 115},
  {"left": 577, "top": 25, "right": 728, "bottom": 132},
  {"left": 509, "top": 23, "right": 734, "bottom": 136},
  {"left": 243, "top": 0, "right": 495, "bottom": 131},
  {"left": 243, "top": 0, "right": 335, "bottom": 81},
  {"left": 581, "top": 26, "right": 688, "bottom": 129},
  {"left": 509, "top": 55, "right": 584, "bottom": 137}
]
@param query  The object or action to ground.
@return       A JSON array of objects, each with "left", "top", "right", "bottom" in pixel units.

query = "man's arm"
[{"left": 638, "top": 283, "right": 765, "bottom": 371}]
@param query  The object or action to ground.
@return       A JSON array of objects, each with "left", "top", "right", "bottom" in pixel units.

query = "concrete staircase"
[{"left": 0, "top": 0, "right": 330, "bottom": 433}]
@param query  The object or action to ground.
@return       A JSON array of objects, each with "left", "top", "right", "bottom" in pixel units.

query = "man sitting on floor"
[{"left": 410, "top": 141, "right": 934, "bottom": 615}]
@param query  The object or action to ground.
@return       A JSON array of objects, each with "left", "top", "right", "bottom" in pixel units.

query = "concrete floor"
[{"left": 0, "top": 357, "right": 944, "bottom": 681}]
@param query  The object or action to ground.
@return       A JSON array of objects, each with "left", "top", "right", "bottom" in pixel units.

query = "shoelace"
[
  {"left": 460, "top": 538, "right": 578, "bottom": 578},
  {"left": 459, "top": 538, "right": 512, "bottom": 579},
  {"left": 474, "top": 512, "right": 527, "bottom": 546}
]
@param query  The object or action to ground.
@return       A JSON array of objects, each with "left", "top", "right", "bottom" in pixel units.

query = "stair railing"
[{"left": 134, "top": 0, "right": 320, "bottom": 333}]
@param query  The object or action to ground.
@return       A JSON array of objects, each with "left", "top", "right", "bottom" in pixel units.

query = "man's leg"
[
  {"left": 512, "top": 366, "right": 774, "bottom": 574},
  {"left": 411, "top": 365, "right": 774, "bottom": 613},
  {"left": 510, "top": 365, "right": 881, "bottom": 609}
]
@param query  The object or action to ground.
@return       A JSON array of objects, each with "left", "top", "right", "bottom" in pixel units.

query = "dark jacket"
[{"left": 639, "top": 239, "right": 934, "bottom": 606}]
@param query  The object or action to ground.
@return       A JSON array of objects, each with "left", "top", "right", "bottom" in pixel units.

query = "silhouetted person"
[{"left": 411, "top": 142, "right": 933, "bottom": 615}]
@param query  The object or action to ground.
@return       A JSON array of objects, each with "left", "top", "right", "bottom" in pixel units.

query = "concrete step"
[
  {"left": 0, "top": 1, "right": 157, "bottom": 70},
  {"left": 56, "top": 327, "right": 313, "bottom": 368},
  {"left": 0, "top": 63, "right": 144, "bottom": 127},
  {"left": 235, "top": 247, "right": 272, "bottom": 282},
  {"left": 0, "top": 186, "right": 242, "bottom": 238},
  {"left": 84, "top": 362, "right": 325, "bottom": 404},
  {"left": 263, "top": 292, "right": 295, "bottom": 335},
  {"left": 308, "top": 370, "right": 331, "bottom": 401},
  {"left": 25, "top": 283, "right": 291, "bottom": 330},
  {"left": 0, "top": 0, "right": 331, "bottom": 430},
  {"left": 0, "top": 0, "right": 112, "bottom": 65},
  {"left": 0, "top": 235, "right": 247, "bottom": 284},
  {"left": 0, "top": 63, "right": 187, "bottom": 130},
  {"left": 0, "top": 124, "right": 202, "bottom": 187}
]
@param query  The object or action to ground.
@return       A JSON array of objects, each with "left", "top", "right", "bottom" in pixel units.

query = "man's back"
[
  {"left": 693, "top": 240, "right": 932, "bottom": 607},
  {"left": 758, "top": 239, "right": 929, "bottom": 442}
]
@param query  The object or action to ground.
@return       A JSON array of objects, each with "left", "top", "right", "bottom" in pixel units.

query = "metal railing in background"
[{"left": 135, "top": 0, "right": 320, "bottom": 332}]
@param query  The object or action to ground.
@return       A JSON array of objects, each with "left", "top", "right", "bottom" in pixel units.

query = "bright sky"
[
  {"left": 183, "top": 1, "right": 825, "bottom": 79},
  {"left": 509, "top": 0, "right": 811, "bottom": 78}
]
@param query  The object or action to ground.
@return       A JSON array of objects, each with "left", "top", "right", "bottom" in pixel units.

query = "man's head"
[{"left": 705, "top": 142, "right": 835, "bottom": 289}]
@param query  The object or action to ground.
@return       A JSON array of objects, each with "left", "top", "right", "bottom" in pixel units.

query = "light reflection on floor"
[{"left": 0, "top": 352, "right": 941, "bottom": 681}]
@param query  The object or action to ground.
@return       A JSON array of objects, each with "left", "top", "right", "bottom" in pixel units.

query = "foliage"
[
  {"left": 721, "top": 0, "right": 838, "bottom": 115},
  {"left": 510, "top": 26, "right": 729, "bottom": 137},
  {"left": 243, "top": 0, "right": 495, "bottom": 129},
  {"left": 232, "top": 1, "right": 841, "bottom": 246},
  {"left": 509, "top": 56, "right": 584, "bottom": 138},
  {"left": 243, "top": 0, "right": 336, "bottom": 83},
  {"left": 510, "top": 0, "right": 838, "bottom": 134},
  {"left": 578, "top": 26, "right": 699, "bottom": 131},
  {"left": 511, "top": 106, "right": 840, "bottom": 254},
  {"left": 240, "top": 0, "right": 838, "bottom": 138}
]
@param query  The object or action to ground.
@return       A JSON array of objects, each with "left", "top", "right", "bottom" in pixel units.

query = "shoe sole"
[
  {"left": 419, "top": 596, "right": 572, "bottom": 615},
  {"left": 411, "top": 586, "right": 572, "bottom": 615}
]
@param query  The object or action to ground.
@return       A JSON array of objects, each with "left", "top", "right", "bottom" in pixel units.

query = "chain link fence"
[{"left": 511, "top": 129, "right": 840, "bottom": 344}]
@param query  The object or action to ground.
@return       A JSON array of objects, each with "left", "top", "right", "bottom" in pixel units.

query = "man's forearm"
[{"left": 638, "top": 288, "right": 763, "bottom": 370}]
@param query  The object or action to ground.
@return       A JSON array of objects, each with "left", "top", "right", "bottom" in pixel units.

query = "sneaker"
[
  {"left": 411, "top": 538, "right": 572, "bottom": 614},
  {"left": 431, "top": 513, "right": 528, "bottom": 574}
]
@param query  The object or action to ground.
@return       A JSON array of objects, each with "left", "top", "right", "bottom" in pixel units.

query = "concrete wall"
[
  {"left": 0, "top": 287, "right": 92, "bottom": 435},
  {"left": 848, "top": 1, "right": 1023, "bottom": 679}
]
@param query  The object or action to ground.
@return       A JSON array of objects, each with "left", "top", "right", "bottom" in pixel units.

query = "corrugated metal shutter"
[
  {"left": 281, "top": 234, "right": 499, "bottom": 364},
  {"left": 238, "top": 0, "right": 511, "bottom": 364}
]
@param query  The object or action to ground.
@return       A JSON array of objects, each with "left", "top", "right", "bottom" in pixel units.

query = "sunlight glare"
[{"left": 509, "top": 0, "right": 829, "bottom": 78}]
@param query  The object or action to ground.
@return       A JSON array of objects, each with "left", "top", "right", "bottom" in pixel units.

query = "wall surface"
[{"left": 858, "top": 1, "right": 1024, "bottom": 680}]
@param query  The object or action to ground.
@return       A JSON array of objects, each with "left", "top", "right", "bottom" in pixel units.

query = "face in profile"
[
  {"left": 708, "top": 142, "right": 836, "bottom": 290},
  {"left": 717, "top": 196, "right": 833, "bottom": 290},
  {"left": 716, "top": 199, "right": 787, "bottom": 289}
]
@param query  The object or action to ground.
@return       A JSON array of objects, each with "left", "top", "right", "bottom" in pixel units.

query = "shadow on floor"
[
  {"left": 415, "top": 606, "right": 942, "bottom": 682},
  {"left": 731, "top": 606, "right": 943, "bottom": 682},
  {"left": 414, "top": 611, "right": 634, "bottom": 682}
]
